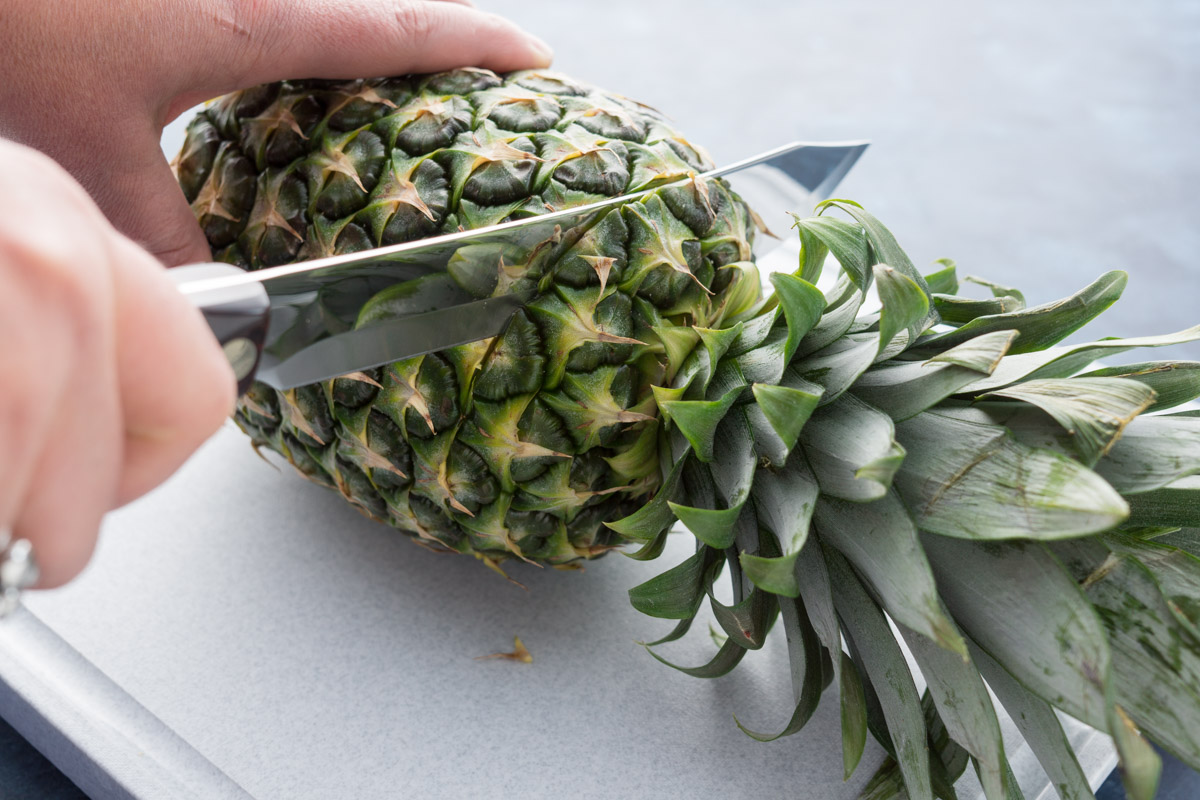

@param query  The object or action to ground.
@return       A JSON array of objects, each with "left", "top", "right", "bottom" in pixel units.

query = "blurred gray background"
[{"left": 487, "top": 0, "right": 1200, "bottom": 357}]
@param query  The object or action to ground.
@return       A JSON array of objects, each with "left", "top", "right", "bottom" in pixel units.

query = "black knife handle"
[{"left": 170, "top": 263, "right": 270, "bottom": 396}]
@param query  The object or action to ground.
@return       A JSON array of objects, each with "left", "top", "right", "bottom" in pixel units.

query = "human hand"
[
  {"left": 0, "top": 139, "right": 236, "bottom": 588},
  {"left": 0, "top": 0, "right": 552, "bottom": 266}
]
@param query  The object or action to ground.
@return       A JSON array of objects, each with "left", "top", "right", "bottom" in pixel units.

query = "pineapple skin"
[{"left": 176, "top": 68, "right": 760, "bottom": 566}]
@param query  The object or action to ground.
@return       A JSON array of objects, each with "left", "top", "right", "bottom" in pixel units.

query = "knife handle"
[{"left": 170, "top": 263, "right": 270, "bottom": 396}]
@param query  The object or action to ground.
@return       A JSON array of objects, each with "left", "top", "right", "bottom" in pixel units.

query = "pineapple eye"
[
  {"left": 445, "top": 444, "right": 498, "bottom": 515},
  {"left": 191, "top": 144, "right": 256, "bottom": 249},
  {"left": 238, "top": 169, "right": 308, "bottom": 267},
  {"left": 303, "top": 130, "right": 386, "bottom": 220},
  {"left": 483, "top": 95, "right": 562, "bottom": 133},
  {"left": 407, "top": 494, "right": 465, "bottom": 547},
  {"left": 549, "top": 145, "right": 630, "bottom": 197},
  {"left": 365, "top": 157, "right": 448, "bottom": 247},
  {"left": 334, "top": 458, "right": 388, "bottom": 519},
  {"left": 177, "top": 116, "right": 222, "bottom": 202},
  {"left": 574, "top": 108, "right": 647, "bottom": 143},
  {"left": 474, "top": 311, "right": 546, "bottom": 402},
  {"left": 423, "top": 67, "right": 503, "bottom": 95},
  {"left": 513, "top": 72, "right": 587, "bottom": 97},
  {"left": 390, "top": 96, "right": 473, "bottom": 156},
  {"left": 365, "top": 410, "right": 413, "bottom": 493},
  {"left": 331, "top": 369, "right": 382, "bottom": 409}
]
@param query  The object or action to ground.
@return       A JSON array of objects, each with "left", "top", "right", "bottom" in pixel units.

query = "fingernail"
[{"left": 525, "top": 33, "right": 554, "bottom": 66}]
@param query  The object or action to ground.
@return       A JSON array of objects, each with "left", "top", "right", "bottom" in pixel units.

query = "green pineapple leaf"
[
  {"left": 961, "top": 324, "right": 1200, "bottom": 394},
  {"left": 1105, "top": 532, "right": 1200, "bottom": 638},
  {"left": 668, "top": 501, "right": 741, "bottom": 550},
  {"left": 606, "top": 454, "right": 686, "bottom": 542},
  {"left": 923, "top": 258, "right": 959, "bottom": 295},
  {"left": 816, "top": 492, "right": 966, "bottom": 656},
  {"left": 741, "top": 457, "right": 819, "bottom": 597},
  {"left": 795, "top": 220, "right": 829, "bottom": 285},
  {"left": 897, "top": 621, "right": 1009, "bottom": 800},
  {"left": 708, "top": 408, "right": 758, "bottom": 509},
  {"left": 1126, "top": 478, "right": 1200, "bottom": 528},
  {"left": 751, "top": 380, "right": 822, "bottom": 455},
  {"left": 1052, "top": 537, "right": 1200, "bottom": 769},
  {"left": 853, "top": 330, "right": 1015, "bottom": 421},
  {"left": 875, "top": 263, "right": 932, "bottom": 354},
  {"left": 982, "top": 377, "right": 1156, "bottom": 465},
  {"left": 1095, "top": 413, "right": 1200, "bottom": 493},
  {"left": 1109, "top": 704, "right": 1163, "bottom": 800},
  {"left": 627, "top": 547, "right": 712, "bottom": 619},
  {"left": 770, "top": 271, "right": 826, "bottom": 361},
  {"left": 969, "top": 642, "right": 1093, "bottom": 800},
  {"left": 1080, "top": 361, "right": 1200, "bottom": 412},
  {"left": 658, "top": 388, "right": 741, "bottom": 462},
  {"left": 795, "top": 333, "right": 880, "bottom": 404},
  {"left": 933, "top": 293, "right": 1024, "bottom": 325},
  {"left": 791, "top": 213, "right": 871, "bottom": 289},
  {"left": 914, "top": 270, "right": 1127, "bottom": 357},
  {"left": 736, "top": 592, "right": 827, "bottom": 741},
  {"left": 695, "top": 324, "right": 744, "bottom": 372},
  {"left": 838, "top": 652, "right": 870, "bottom": 780},
  {"left": 963, "top": 274, "right": 1027, "bottom": 307},
  {"left": 921, "top": 535, "right": 1110, "bottom": 728},
  {"left": 894, "top": 411, "right": 1128, "bottom": 540},
  {"left": 797, "top": 273, "right": 866, "bottom": 356},
  {"left": 707, "top": 566, "right": 776, "bottom": 651},
  {"left": 827, "top": 547, "right": 934, "bottom": 800},
  {"left": 643, "top": 635, "right": 747, "bottom": 679},
  {"left": 801, "top": 394, "right": 904, "bottom": 502},
  {"left": 815, "top": 199, "right": 935, "bottom": 305}
]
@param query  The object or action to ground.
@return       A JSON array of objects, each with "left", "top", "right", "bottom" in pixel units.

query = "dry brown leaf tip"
[{"left": 476, "top": 636, "right": 533, "bottom": 664}]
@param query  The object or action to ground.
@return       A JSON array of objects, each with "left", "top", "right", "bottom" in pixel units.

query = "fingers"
[
  {"left": 0, "top": 140, "right": 235, "bottom": 587},
  {"left": 109, "top": 235, "right": 236, "bottom": 505},
  {"left": 225, "top": 1, "right": 552, "bottom": 92},
  {"left": 11, "top": 296, "right": 120, "bottom": 587},
  {"left": 0, "top": 143, "right": 122, "bottom": 587}
]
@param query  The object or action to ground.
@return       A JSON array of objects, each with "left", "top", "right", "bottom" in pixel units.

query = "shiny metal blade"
[
  {"left": 257, "top": 292, "right": 530, "bottom": 389},
  {"left": 180, "top": 140, "right": 868, "bottom": 388}
]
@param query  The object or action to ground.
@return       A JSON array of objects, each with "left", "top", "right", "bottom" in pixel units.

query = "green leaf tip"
[
  {"left": 668, "top": 501, "right": 741, "bottom": 549},
  {"left": 751, "top": 382, "right": 822, "bottom": 453}
]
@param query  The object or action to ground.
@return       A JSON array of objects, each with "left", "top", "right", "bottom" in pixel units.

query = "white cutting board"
[
  {"left": 0, "top": 423, "right": 1116, "bottom": 800},
  {"left": 4, "top": 425, "right": 877, "bottom": 799}
]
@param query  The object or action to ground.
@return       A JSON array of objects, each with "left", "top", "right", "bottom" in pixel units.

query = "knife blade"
[{"left": 173, "top": 139, "right": 867, "bottom": 394}]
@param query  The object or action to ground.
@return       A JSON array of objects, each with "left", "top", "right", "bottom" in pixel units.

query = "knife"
[{"left": 171, "top": 140, "right": 868, "bottom": 395}]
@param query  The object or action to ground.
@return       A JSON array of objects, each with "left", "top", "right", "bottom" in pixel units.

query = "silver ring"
[{"left": 0, "top": 529, "right": 39, "bottom": 618}]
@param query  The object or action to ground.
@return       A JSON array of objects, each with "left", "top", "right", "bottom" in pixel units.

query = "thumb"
[{"left": 176, "top": 1, "right": 552, "bottom": 105}]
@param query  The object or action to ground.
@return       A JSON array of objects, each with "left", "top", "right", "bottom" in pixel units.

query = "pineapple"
[
  {"left": 176, "top": 67, "right": 758, "bottom": 567},
  {"left": 176, "top": 69, "right": 1200, "bottom": 800}
]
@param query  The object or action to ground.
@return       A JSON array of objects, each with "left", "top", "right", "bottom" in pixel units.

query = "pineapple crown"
[{"left": 617, "top": 198, "right": 1200, "bottom": 800}]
